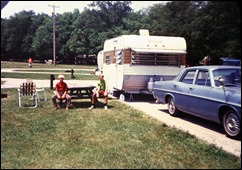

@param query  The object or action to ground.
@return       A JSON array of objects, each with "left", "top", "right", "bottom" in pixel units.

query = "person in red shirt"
[
  {"left": 27, "top": 57, "right": 33, "bottom": 68},
  {"left": 52, "top": 74, "right": 71, "bottom": 110}
]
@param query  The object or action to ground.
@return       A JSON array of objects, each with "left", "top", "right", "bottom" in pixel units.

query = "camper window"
[
  {"left": 105, "top": 56, "right": 110, "bottom": 64},
  {"left": 131, "top": 53, "right": 180, "bottom": 66}
]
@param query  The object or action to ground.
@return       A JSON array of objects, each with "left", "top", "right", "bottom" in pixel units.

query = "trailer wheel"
[{"left": 112, "top": 90, "right": 121, "bottom": 97}]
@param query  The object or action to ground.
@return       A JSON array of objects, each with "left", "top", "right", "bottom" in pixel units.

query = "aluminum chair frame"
[
  {"left": 36, "top": 87, "right": 47, "bottom": 101},
  {"left": 17, "top": 81, "right": 38, "bottom": 108}
]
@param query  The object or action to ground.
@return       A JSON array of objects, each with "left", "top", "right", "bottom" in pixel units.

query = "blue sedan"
[{"left": 153, "top": 66, "right": 241, "bottom": 139}]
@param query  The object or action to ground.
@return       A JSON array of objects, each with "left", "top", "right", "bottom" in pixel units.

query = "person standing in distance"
[{"left": 27, "top": 57, "right": 33, "bottom": 68}]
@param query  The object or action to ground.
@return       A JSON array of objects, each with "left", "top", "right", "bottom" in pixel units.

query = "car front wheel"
[
  {"left": 223, "top": 110, "right": 241, "bottom": 139},
  {"left": 167, "top": 96, "right": 179, "bottom": 117}
]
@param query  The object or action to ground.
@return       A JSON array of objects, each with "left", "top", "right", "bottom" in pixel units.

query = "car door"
[
  {"left": 174, "top": 69, "right": 197, "bottom": 112},
  {"left": 188, "top": 69, "right": 213, "bottom": 119}
]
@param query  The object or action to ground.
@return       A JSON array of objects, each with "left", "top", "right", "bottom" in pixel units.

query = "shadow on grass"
[{"left": 70, "top": 100, "right": 113, "bottom": 109}]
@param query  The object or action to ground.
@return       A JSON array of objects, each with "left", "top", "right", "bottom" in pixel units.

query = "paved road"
[
  {"left": 1, "top": 68, "right": 241, "bottom": 157},
  {"left": 1, "top": 78, "right": 96, "bottom": 89}
]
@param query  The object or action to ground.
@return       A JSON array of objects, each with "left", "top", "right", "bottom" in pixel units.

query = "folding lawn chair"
[
  {"left": 36, "top": 86, "right": 47, "bottom": 101},
  {"left": 17, "top": 80, "right": 38, "bottom": 108}
]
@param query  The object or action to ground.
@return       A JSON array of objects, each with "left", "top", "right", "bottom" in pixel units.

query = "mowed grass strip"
[
  {"left": 13, "top": 69, "right": 92, "bottom": 74},
  {"left": 1, "top": 61, "right": 97, "bottom": 80},
  {"left": 1, "top": 72, "right": 97, "bottom": 80},
  {"left": 1, "top": 88, "right": 241, "bottom": 169},
  {"left": 1, "top": 61, "right": 96, "bottom": 69}
]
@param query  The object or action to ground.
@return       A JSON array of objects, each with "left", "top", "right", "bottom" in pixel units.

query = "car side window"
[
  {"left": 195, "top": 70, "right": 211, "bottom": 86},
  {"left": 180, "top": 70, "right": 196, "bottom": 84}
]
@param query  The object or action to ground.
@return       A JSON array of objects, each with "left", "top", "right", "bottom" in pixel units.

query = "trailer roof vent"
[{"left": 139, "top": 29, "right": 149, "bottom": 36}]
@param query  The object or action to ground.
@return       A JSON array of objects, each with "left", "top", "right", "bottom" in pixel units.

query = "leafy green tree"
[
  {"left": 55, "top": 10, "right": 81, "bottom": 63},
  {"left": 123, "top": 10, "right": 150, "bottom": 35},
  {"left": 197, "top": 1, "right": 240, "bottom": 63},
  {"left": 89, "top": 1, "right": 132, "bottom": 28},
  {"left": 147, "top": 1, "right": 202, "bottom": 65},
  {"left": 1, "top": 18, "right": 8, "bottom": 60},
  {"left": 67, "top": 1, "right": 133, "bottom": 57},
  {"left": 29, "top": 13, "right": 49, "bottom": 58},
  {"left": 2, "top": 10, "right": 36, "bottom": 61},
  {"left": 32, "top": 16, "right": 52, "bottom": 60}
]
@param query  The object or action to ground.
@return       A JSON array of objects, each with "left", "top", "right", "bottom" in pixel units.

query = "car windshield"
[{"left": 213, "top": 68, "right": 241, "bottom": 87}]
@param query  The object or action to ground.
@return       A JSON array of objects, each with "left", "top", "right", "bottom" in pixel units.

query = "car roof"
[
  {"left": 187, "top": 65, "right": 241, "bottom": 70},
  {"left": 220, "top": 57, "right": 241, "bottom": 62}
]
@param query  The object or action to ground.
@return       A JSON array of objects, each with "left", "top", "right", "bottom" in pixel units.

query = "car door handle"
[
  {"left": 189, "top": 87, "right": 194, "bottom": 90},
  {"left": 174, "top": 84, "right": 178, "bottom": 88}
]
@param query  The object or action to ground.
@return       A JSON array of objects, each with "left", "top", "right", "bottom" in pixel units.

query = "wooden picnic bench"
[{"left": 67, "top": 86, "right": 95, "bottom": 100}]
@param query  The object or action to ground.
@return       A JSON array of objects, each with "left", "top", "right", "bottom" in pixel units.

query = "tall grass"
[{"left": 1, "top": 88, "right": 241, "bottom": 169}]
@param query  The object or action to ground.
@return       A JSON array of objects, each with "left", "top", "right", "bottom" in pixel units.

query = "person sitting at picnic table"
[
  {"left": 89, "top": 73, "right": 108, "bottom": 110},
  {"left": 52, "top": 74, "right": 71, "bottom": 110}
]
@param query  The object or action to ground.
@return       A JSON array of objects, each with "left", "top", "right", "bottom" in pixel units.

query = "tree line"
[{"left": 1, "top": 1, "right": 240, "bottom": 66}]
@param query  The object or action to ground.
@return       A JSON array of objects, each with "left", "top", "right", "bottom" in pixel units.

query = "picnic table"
[{"left": 68, "top": 86, "right": 95, "bottom": 100}]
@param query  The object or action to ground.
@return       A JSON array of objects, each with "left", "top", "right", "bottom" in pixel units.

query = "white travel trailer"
[{"left": 97, "top": 30, "right": 187, "bottom": 97}]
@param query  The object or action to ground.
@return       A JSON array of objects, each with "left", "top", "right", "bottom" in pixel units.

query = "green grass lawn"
[{"left": 1, "top": 61, "right": 241, "bottom": 168}]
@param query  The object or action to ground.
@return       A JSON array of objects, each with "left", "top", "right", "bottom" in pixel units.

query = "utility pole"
[{"left": 48, "top": 4, "right": 59, "bottom": 66}]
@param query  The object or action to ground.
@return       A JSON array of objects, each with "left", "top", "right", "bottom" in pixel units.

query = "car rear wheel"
[
  {"left": 167, "top": 96, "right": 179, "bottom": 116},
  {"left": 222, "top": 110, "right": 241, "bottom": 139}
]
